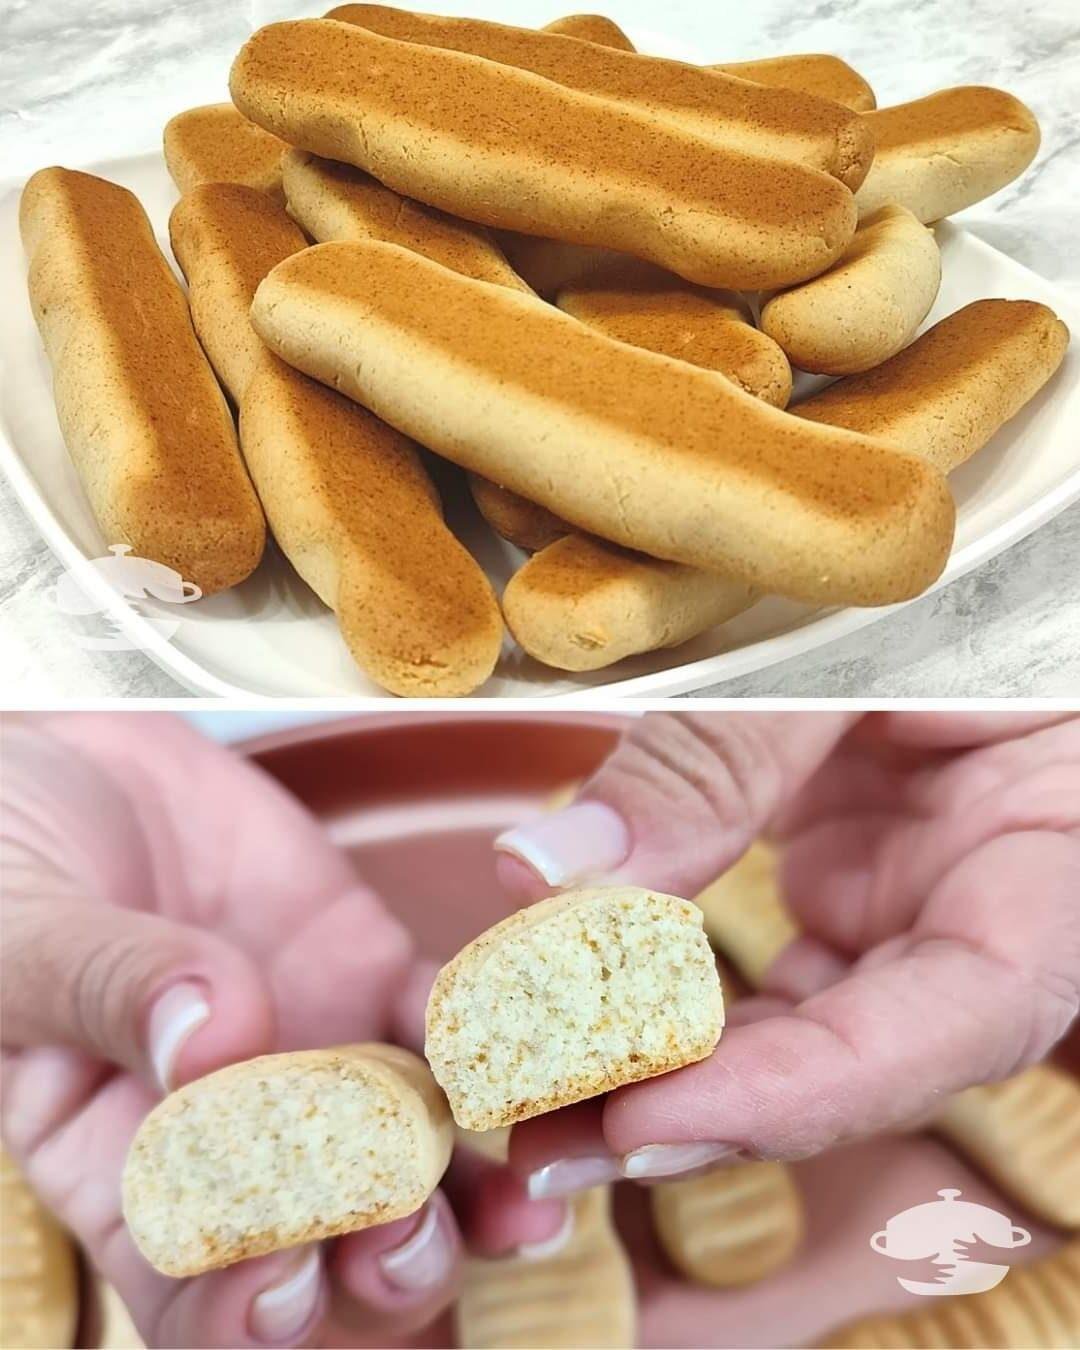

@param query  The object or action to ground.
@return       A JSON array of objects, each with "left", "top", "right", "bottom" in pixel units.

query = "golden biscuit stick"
[
  {"left": 456, "top": 1187, "right": 635, "bottom": 1349},
  {"left": 935, "top": 1064, "right": 1080, "bottom": 1232}
]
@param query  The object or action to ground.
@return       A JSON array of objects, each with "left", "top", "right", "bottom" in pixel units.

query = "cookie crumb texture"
[
  {"left": 427, "top": 887, "right": 724, "bottom": 1129},
  {"left": 123, "top": 1048, "right": 441, "bottom": 1277}
]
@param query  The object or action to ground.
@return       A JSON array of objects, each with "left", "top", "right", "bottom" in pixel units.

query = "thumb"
[
  {"left": 2, "top": 721, "right": 273, "bottom": 1093},
  {"left": 495, "top": 712, "right": 858, "bottom": 899},
  {"left": 2, "top": 897, "right": 275, "bottom": 1093}
]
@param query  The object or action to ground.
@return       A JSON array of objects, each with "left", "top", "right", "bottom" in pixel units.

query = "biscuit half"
[
  {"left": 122, "top": 1044, "right": 452, "bottom": 1277},
  {"left": 426, "top": 886, "right": 724, "bottom": 1130}
]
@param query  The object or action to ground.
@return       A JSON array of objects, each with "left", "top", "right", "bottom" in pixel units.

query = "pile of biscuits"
[{"left": 20, "top": 6, "right": 1071, "bottom": 695}]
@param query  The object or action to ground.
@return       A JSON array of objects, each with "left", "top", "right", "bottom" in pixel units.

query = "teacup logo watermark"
[
  {"left": 870, "top": 1188, "right": 1030, "bottom": 1296},
  {"left": 51, "top": 544, "right": 202, "bottom": 650}
]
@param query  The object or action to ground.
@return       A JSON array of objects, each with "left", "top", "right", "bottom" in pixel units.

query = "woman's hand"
[
  {"left": 493, "top": 712, "right": 1080, "bottom": 1194},
  {"left": 1, "top": 714, "right": 463, "bottom": 1349}
]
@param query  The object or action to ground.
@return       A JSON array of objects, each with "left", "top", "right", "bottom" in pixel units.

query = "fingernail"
[
  {"left": 517, "top": 1202, "right": 574, "bottom": 1260},
  {"left": 147, "top": 981, "right": 210, "bottom": 1093},
  {"left": 526, "top": 1154, "right": 622, "bottom": 1200},
  {"left": 620, "top": 1142, "right": 744, "bottom": 1180},
  {"left": 379, "top": 1201, "right": 455, "bottom": 1291},
  {"left": 250, "top": 1245, "right": 321, "bottom": 1344},
  {"left": 494, "top": 802, "right": 630, "bottom": 887}
]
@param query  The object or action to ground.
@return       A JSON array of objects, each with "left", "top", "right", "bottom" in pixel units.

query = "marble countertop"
[{"left": 2, "top": 0, "right": 1078, "bottom": 700}]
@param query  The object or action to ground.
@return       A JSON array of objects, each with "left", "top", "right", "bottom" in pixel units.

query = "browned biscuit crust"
[
  {"left": 21, "top": 167, "right": 264, "bottom": 594},
  {"left": 163, "top": 103, "right": 288, "bottom": 200},
  {"left": 230, "top": 19, "right": 859, "bottom": 291},
  {"left": 252, "top": 240, "right": 956, "bottom": 607},
  {"left": 795, "top": 299, "right": 1069, "bottom": 472},
  {"left": 328, "top": 5, "right": 873, "bottom": 189}
]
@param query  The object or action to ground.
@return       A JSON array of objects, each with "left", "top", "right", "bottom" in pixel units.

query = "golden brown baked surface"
[
  {"left": 796, "top": 299, "right": 1069, "bottom": 472},
  {"left": 542, "top": 13, "right": 636, "bottom": 48},
  {"left": 935, "top": 1064, "right": 1080, "bottom": 1230},
  {"left": 760, "top": 204, "right": 941, "bottom": 375},
  {"left": 457, "top": 1188, "right": 635, "bottom": 1349},
  {"left": 504, "top": 534, "right": 756, "bottom": 672},
  {"left": 169, "top": 181, "right": 501, "bottom": 697},
  {"left": 169, "top": 181, "right": 308, "bottom": 400},
  {"left": 559, "top": 259, "right": 792, "bottom": 406},
  {"left": 0, "top": 1151, "right": 79, "bottom": 1350},
  {"left": 231, "top": 19, "right": 858, "bottom": 291},
  {"left": 652, "top": 1162, "right": 804, "bottom": 1287},
  {"left": 535, "top": 13, "right": 876, "bottom": 111},
  {"left": 241, "top": 361, "right": 503, "bottom": 696},
  {"left": 715, "top": 54, "right": 876, "bottom": 112},
  {"left": 20, "top": 166, "right": 264, "bottom": 594},
  {"left": 163, "top": 103, "right": 288, "bottom": 199},
  {"left": 820, "top": 1240, "right": 1080, "bottom": 1349},
  {"left": 328, "top": 5, "right": 873, "bottom": 188},
  {"left": 281, "top": 149, "right": 530, "bottom": 291},
  {"left": 856, "top": 86, "right": 1040, "bottom": 221},
  {"left": 252, "top": 240, "right": 955, "bottom": 606}
]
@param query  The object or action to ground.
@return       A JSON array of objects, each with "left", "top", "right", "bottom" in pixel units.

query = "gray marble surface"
[{"left": 2, "top": 0, "right": 1078, "bottom": 701}]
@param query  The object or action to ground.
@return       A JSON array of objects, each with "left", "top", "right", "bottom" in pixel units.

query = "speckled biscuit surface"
[
  {"left": 251, "top": 239, "right": 956, "bottom": 607},
  {"left": 457, "top": 1188, "right": 635, "bottom": 1348},
  {"left": 761, "top": 205, "right": 941, "bottom": 375},
  {"left": 122, "top": 1045, "right": 453, "bottom": 1278},
  {"left": 170, "top": 182, "right": 502, "bottom": 698},
  {"left": 163, "top": 103, "right": 288, "bottom": 200},
  {"left": 714, "top": 54, "right": 876, "bottom": 112},
  {"left": 231, "top": 19, "right": 858, "bottom": 291},
  {"left": 20, "top": 167, "right": 264, "bottom": 594},
  {"left": 281, "top": 149, "right": 530, "bottom": 291},
  {"left": 328, "top": 5, "right": 873, "bottom": 189},
  {"left": 559, "top": 259, "right": 792, "bottom": 405},
  {"left": 0, "top": 1151, "right": 79, "bottom": 1350},
  {"left": 504, "top": 534, "right": 756, "bottom": 672},
  {"left": 425, "top": 886, "right": 724, "bottom": 1130},
  {"left": 935, "top": 1064, "right": 1080, "bottom": 1230},
  {"left": 820, "top": 1240, "right": 1080, "bottom": 1349},
  {"left": 652, "top": 1162, "right": 804, "bottom": 1287},
  {"left": 169, "top": 181, "right": 307, "bottom": 400},
  {"left": 856, "top": 85, "right": 1040, "bottom": 222},
  {"left": 536, "top": 13, "right": 875, "bottom": 110},
  {"left": 795, "top": 299, "right": 1069, "bottom": 473},
  {"left": 542, "top": 13, "right": 636, "bottom": 48}
]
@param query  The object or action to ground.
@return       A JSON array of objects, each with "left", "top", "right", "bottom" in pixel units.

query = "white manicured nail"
[
  {"left": 380, "top": 1201, "right": 455, "bottom": 1291},
  {"left": 250, "top": 1245, "right": 321, "bottom": 1344},
  {"left": 517, "top": 1203, "right": 574, "bottom": 1260},
  {"left": 526, "top": 1154, "right": 621, "bottom": 1200},
  {"left": 621, "top": 1142, "right": 743, "bottom": 1180},
  {"left": 495, "top": 802, "right": 630, "bottom": 887},
  {"left": 147, "top": 981, "right": 210, "bottom": 1093}
]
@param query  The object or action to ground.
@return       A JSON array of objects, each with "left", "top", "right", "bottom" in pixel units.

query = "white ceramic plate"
[{"left": 2, "top": 149, "right": 1078, "bottom": 699}]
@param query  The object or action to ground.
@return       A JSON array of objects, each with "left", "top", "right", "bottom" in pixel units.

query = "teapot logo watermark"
[
  {"left": 870, "top": 1188, "right": 1030, "bottom": 1296},
  {"left": 51, "top": 544, "right": 202, "bottom": 651}
]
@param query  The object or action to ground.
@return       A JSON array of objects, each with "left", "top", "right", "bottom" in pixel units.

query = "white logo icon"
[
  {"left": 52, "top": 544, "right": 202, "bottom": 650},
  {"left": 870, "top": 1188, "right": 1030, "bottom": 1296}
]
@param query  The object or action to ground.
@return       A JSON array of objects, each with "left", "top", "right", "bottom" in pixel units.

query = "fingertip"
[
  {"left": 157, "top": 1246, "right": 326, "bottom": 1349},
  {"left": 334, "top": 1191, "right": 461, "bottom": 1313},
  {"left": 457, "top": 1164, "right": 571, "bottom": 1257},
  {"left": 494, "top": 852, "right": 551, "bottom": 902},
  {"left": 148, "top": 952, "right": 275, "bottom": 1095}
]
